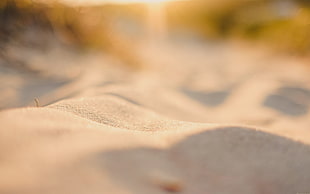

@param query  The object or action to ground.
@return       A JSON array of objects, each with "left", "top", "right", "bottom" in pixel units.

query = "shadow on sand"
[
  {"left": 264, "top": 86, "right": 310, "bottom": 117},
  {"left": 181, "top": 88, "right": 231, "bottom": 107},
  {"left": 93, "top": 127, "right": 310, "bottom": 194}
]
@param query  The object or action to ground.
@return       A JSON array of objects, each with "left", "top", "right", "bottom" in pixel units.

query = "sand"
[{"left": 1, "top": 39, "right": 310, "bottom": 194}]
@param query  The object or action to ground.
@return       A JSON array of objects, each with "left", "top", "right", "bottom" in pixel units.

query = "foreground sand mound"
[
  {"left": 1, "top": 32, "right": 310, "bottom": 193},
  {"left": 1, "top": 95, "right": 310, "bottom": 194}
]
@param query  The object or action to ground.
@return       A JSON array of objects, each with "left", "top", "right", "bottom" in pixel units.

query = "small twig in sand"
[{"left": 34, "top": 98, "right": 40, "bottom": 107}]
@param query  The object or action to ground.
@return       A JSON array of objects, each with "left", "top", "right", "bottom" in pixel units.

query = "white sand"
[{"left": 1, "top": 40, "right": 310, "bottom": 193}]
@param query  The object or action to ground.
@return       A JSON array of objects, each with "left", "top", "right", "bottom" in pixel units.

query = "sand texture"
[{"left": 1, "top": 40, "right": 310, "bottom": 194}]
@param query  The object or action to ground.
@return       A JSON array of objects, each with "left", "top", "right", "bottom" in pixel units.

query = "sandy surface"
[{"left": 1, "top": 39, "right": 310, "bottom": 193}]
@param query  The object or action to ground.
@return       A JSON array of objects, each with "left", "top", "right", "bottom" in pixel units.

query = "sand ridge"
[
  {"left": 1, "top": 93, "right": 310, "bottom": 193},
  {"left": 1, "top": 40, "right": 310, "bottom": 193}
]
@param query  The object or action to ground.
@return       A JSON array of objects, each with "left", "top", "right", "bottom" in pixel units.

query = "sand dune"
[
  {"left": 1, "top": 40, "right": 310, "bottom": 193},
  {"left": 1, "top": 95, "right": 310, "bottom": 194}
]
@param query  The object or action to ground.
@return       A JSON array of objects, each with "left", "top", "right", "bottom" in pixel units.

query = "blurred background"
[
  {"left": 0, "top": 0, "right": 310, "bottom": 129},
  {"left": 1, "top": 0, "right": 309, "bottom": 54}
]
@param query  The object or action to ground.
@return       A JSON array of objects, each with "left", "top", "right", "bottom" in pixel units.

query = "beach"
[{"left": 1, "top": 35, "right": 310, "bottom": 193}]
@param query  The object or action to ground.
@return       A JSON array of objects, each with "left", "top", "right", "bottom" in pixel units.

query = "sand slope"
[
  {"left": 1, "top": 40, "right": 310, "bottom": 193},
  {"left": 1, "top": 96, "right": 310, "bottom": 194}
]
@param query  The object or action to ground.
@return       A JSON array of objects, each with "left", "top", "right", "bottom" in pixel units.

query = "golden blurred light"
[
  {"left": 119, "top": 0, "right": 170, "bottom": 2},
  {"left": 58, "top": 0, "right": 173, "bottom": 6}
]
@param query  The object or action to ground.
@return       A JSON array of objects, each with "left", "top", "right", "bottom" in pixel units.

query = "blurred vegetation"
[
  {"left": 167, "top": 0, "right": 310, "bottom": 55},
  {"left": 1, "top": 0, "right": 309, "bottom": 60},
  {"left": 0, "top": 0, "right": 146, "bottom": 67}
]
